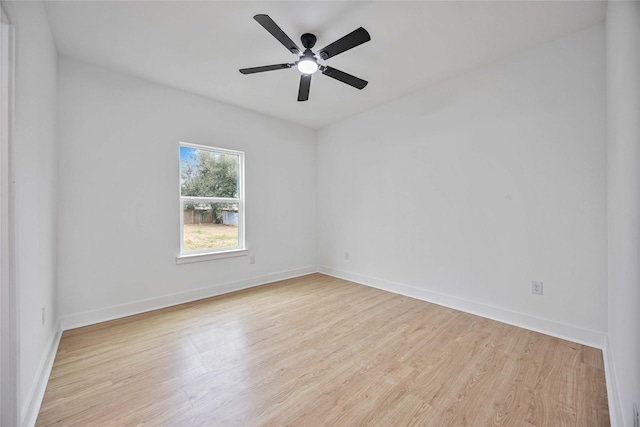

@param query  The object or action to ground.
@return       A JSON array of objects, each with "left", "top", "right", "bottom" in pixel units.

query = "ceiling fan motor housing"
[{"left": 301, "top": 33, "right": 317, "bottom": 50}]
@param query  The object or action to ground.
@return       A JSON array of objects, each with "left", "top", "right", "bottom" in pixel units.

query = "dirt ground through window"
[{"left": 183, "top": 223, "right": 238, "bottom": 251}]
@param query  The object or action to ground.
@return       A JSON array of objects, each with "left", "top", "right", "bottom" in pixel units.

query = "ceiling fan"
[{"left": 239, "top": 14, "right": 371, "bottom": 102}]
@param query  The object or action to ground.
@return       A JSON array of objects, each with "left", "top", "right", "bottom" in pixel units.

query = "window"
[{"left": 178, "top": 142, "right": 245, "bottom": 261}]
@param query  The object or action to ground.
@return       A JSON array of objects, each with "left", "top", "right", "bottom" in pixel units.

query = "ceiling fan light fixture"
[{"left": 297, "top": 58, "right": 318, "bottom": 74}]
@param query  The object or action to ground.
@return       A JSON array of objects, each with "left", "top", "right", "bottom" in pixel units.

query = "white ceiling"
[{"left": 43, "top": 1, "right": 606, "bottom": 129}]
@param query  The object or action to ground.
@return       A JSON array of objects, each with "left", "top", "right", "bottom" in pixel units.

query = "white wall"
[
  {"left": 57, "top": 58, "right": 317, "bottom": 325},
  {"left": 318, "top": 25, "right": 607, "bottom": 345},
  {"left": 606, "top": 2, "right": 640, "bottom": 426},
  {"left": 1, "top": 1, "right": 59, "bottom": 423}
]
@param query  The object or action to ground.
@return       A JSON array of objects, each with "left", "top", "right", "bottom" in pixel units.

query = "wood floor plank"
[{"left": 36, "top": 273, "right": 609, "bottom": 426}]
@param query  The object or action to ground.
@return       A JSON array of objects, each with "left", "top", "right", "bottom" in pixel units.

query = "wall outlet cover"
[{"left": 531, "top": 281, "right": 543, "bottom": 295}]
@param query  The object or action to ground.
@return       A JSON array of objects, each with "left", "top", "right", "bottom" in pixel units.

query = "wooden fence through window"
[{"left": 183, "top": 209, "right": 214, "bottom": 224}]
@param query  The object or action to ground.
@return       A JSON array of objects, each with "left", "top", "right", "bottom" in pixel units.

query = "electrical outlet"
[
  {"left": 531, "top": 281, "right": 543, "bottom": 295},
  {"left": 249, "top": 255, "right": 255, "bottom": 265},
  {"left": 42, "top": 307, "right": 46, "bottom": 325},
  {"left": 633, "top": 403, "right": 639, "bottom": 427},
  {"left": 345, "top": 252, "right": 350, "bottom": 260}
]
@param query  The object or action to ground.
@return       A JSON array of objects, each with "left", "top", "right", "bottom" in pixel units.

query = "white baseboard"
[
  {"left": 319, "top": 266, "right": 606, "bottom": 349},
  {"left": 603, "top": 336, "right": 622, "bottom": 426},
  {"left": 60, "top": 265, "right": 318, "bottom": 331},
  {"left": 21, "top": 320, "right": 62, "bottom": 427}
]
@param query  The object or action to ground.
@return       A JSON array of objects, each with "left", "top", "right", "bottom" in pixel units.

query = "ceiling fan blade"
[
  {"left": 254, "top": 14, "right": 302, "bottom": 56},
  {"left": 320, "top": 66, "right": 368, "bottom": 89},
  {"left": 297, "top": 74, "right": 311, "bottom": 101},
  {"left": 239, "top": 63, "right": 293, "bottom": 74},
  {"left": 317, "top": 27, "right": 370, "bottom": 60}
]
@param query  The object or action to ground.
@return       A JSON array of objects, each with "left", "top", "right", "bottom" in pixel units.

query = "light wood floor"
[{"left": 37, "top": 273, "right": 609, "bottom": 426}]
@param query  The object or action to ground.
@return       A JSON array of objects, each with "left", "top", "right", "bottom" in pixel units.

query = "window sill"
[{"left": 176, "top": 248, "right": 248, "bottom": 264}]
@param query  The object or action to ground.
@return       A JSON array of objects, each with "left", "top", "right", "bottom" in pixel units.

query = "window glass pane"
[
  {"left": 180, "top": 146, "right": 239, "bottom": 198},
  {"left": 182, "top": 201, "right": 239, "bottom": 252}
]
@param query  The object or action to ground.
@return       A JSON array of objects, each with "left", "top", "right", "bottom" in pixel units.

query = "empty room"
[{"left": 0, "top": 0, "right": 638, "bottom": 426}]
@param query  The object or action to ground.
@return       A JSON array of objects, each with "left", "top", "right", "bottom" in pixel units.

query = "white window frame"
[{"left": 176, "top": 142, "right": 246, "bottom": 264}]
